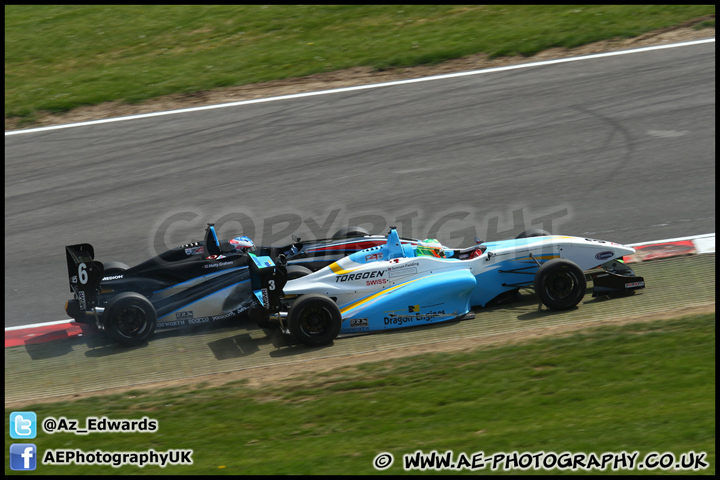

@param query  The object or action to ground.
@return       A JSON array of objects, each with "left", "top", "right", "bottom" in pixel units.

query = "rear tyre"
[
  {"left": 103, "top": 292, "right": 157, "bottom": 346},
  {"left": 534, "top": 259, "right": 586, "bottom": 310},
  {"left": 331, "top": 226, "right": 370, "bottom": 239},
  {"left": 288, "top": 294, "right": 342, "bottom": 347},
  {"left": 102, "top": 261, "right": 130, "bottom": 276},
  {"left": 286, "top": 265, "right": 313, "bottom": 280},
  {"left": 517, "top": 229, "right": 551, "bottom": 239}
]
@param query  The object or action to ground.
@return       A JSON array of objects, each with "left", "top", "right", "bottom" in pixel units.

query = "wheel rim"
[
  {"left": 545, "top": 269, "right": 579, "bottom": 301},
  {"left": 115, "top": 304, "right": 148, "bottom": 338},
  {"left": 298, "top": 305, "right": 333, "bottom": 337}
]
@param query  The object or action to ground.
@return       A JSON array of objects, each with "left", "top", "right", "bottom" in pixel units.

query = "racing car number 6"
[{"left": 78, "top": 263, "right": 88, "bottom": 285}]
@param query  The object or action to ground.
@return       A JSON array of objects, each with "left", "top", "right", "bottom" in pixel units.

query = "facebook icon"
[{"left": 10, "top": 444, "right": 37, "bottom": 471}]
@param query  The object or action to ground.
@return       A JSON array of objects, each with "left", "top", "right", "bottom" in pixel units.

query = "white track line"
[
  {"left": 627, "top": 233, "right": 716, "bottom": 247},
  {"left": 5, "top": 38, "right": 714, "bottom": 137},
  {"left": 5, "top": 318, "right": 79, "bottom": 331},
  {"left": 6, "top": 232, "right": 715, "bottom": 331}
]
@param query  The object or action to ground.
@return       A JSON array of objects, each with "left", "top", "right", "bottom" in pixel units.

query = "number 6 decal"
[{"left": 78, "top": 263, "right": 88, "bottom": 285}]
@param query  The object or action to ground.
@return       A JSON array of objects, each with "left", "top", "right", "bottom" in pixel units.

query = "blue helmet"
[{"left": 229, "top": 236, "right": 255, "bottom": 253}]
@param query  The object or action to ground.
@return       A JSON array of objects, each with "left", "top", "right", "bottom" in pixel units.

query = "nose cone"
[{"left": 610, "top": 244, "right": 636, "bottom": 261}]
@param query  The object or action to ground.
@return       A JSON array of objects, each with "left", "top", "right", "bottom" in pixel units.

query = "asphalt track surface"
[{"left": 4, "top": 41, "right": 715, "bottom": 329}]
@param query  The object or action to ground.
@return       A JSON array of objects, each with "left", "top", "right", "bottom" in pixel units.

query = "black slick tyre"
[
  {"left": 103, "top": 292, "right": 157, "bottom": 346},
  {"left": 102, "top": 261, "right": 130, "bottom": 276},
  {"left": 534, "top": 259, "right": 586, "bottom": 310},
  {"left": 331, "top": 226, "right": 370, "bottom": 239},
  {"left": 286, "top": 265, "right": 313, "bottom": 280},
  {"left": 287, "top": 294, "right": 342, "bottom": 347},
  {"left": 517, "top": 229, "right": 551, "bottom": 239}
]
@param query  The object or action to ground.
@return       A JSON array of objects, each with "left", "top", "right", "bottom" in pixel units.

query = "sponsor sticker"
[
  {"left": 389, "top": 267, "right": 417, "bottom": 278},
  {"left": 157, "top": 320, "right": 185, "bottom": 327},
  {"left": 349, "top": 318, "right": 369, "bottom": 328},
  {"left": 77, "top": 291, "right": 86, "bottom": 310},
  {"left": 384, "top": 310, "right": 447, "bottom": 325},
  {"left": 595, "top": 251, "right": 614, "bottom": 261},
  {"left": 157, "top": 306, "right": 251, "bottom": 328},
  {"left": 188, "top": 317, "right": 210, "bottom": 325},
  {"left": 185, "top": 246, "right": 204, "bottom": 255},
  {"left": 336, "top": 270, "right": 386, "bottom": 283}
]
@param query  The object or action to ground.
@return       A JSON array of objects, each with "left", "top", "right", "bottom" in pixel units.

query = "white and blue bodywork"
[{"left": 253, "top": 228, "right": 644, "bottom": 346}]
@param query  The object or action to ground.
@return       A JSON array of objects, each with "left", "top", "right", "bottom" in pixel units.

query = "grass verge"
[
  {"left": 5, "top": 313, "right": 715, "bottom": 474},
  {"left": 5, "top": 5, "right": 715, "bottom": 120}
]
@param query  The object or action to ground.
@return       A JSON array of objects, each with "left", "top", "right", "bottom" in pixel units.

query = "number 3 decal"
[{"left": 268, "top": 279, "right": 275, "bottom": 291}]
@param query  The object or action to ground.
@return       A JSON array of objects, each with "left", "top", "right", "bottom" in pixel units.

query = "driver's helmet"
[
  {"left": 229, "top": 236, "right": 255, "bottom": 253},
  {"left": 416, "top": 239, "right": 445, "bottom": 258}
]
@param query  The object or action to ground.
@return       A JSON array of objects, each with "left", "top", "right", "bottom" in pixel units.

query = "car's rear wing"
[
  {"left": 65, "top": 243, "right": 104, "bottom": 311},
  {"left": 247, "top": 252, "right": 287, "bottom": 314}
]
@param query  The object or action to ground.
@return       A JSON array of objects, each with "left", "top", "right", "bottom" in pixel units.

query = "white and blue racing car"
[{"left": 249, "top": 227, "right": 645, "bottom": 347}]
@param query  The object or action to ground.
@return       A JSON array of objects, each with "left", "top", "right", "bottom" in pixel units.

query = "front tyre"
[
  {"left": 103, "top": 292, "right": 157, "bottom": 346},
  {"left": 534, "top": 259, "right": 586, "bottom": 310},
  {"left": 331, "top": 226, "right": 370, "bottom": 239},
  {"left": 288, "top": 294, "right": 342, "bottom": 347}
]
